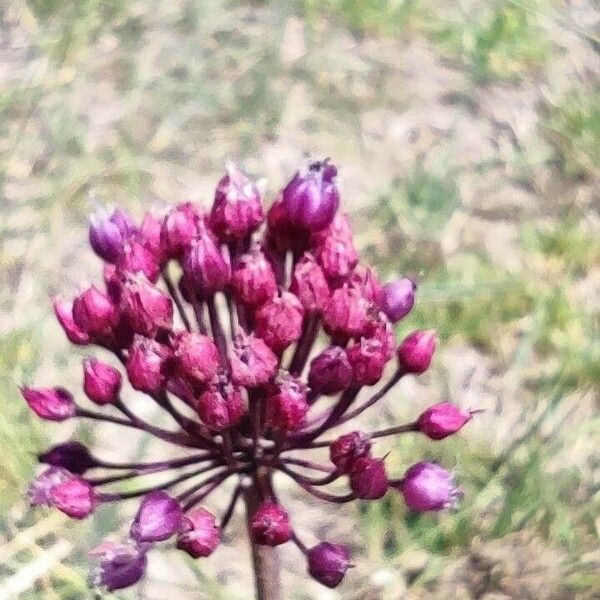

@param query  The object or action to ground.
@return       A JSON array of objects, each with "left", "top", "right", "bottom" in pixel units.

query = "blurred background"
[{"left": 1, "top": 0, "right": 599, "bottom": 598}]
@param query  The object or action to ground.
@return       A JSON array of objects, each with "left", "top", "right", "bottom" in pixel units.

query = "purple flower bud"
[
  {"left": 197, "top": 377, "right": 246, "bottom": 431},
  {"left": 89, "top": 208, "right": 135, "bottom": 263},
  {"left": 417, "top": 402, "right": 473, "bottom": 440},
  {"left": 255, "top": 292, "right": 304, "bottom": 352},
  {"left": 265, "top": 374, "right": 309, "bottom": 432},
  {"left": 308, "top": 346, "right": 353, "bottom": 395},
  {"left": 399, "top": 462, "right": 460, "bottom": 511},
  {"left": 120, "top": 275, "right": 173, "bottom": 338},
  {"left": 91, "top": 541, "right": 147, "bottom": 592},
  {"left": 266, "top": 198, "right": 310, "bottom": 253},
  {"left": 315, "top": 229, "right": 358, "bottom": 282},
  {"left": 323, "top": 286, "right": 370, "bottom": 339},
  {"left": 349, "top": 265, "right": 383, "bottom": 306},
  {"left": 28, "top": 467, "right": 72, "bottom": 506},
  {"left": 329, "top": 431, "right": 371, "bottom": 474},
  {"left": 72, "top": 285, "right": 119, "bottom": 338},
  {"left": 230, "top": 330, "right": 278, "bottom": 388},
  {"left": 160, "top": 202, "right": 201, "bottom": 259},
  {"left": 347, "top": 337, "right": 389, "bottom": 386},
  {"left": 308, "top": 542, "right": 351, "bottom": 588},
  {"left": 290, "top": 253, "right": 331, "bottom": 313},
  {"left": 231, "top": 246, "right": 277, "bottom": 307},
  {"left": 139, "top": 212, "right": 164, "bottom": 264},
  {"left": 364, "top": 312, "right": 396, "bottom": 361},
  {"left": 380, "top": 278, "right": 416, "bottom": 323},
  {"left": 349, "top": 456, "right": 388, "bottom": 500},
  {"left": 182, "top": 227, "right": 231, "bottom": 297},
  {"left": 126, "top": 337, "right": 171, "bottom": 394},
  {"left": 117, "top": 238, "right": 161, "bottom": 283},
  {"left": 53, "top": 298, "right": 90, "bottom": 345},
  {"left": 177, "top": 508, "right": 220, "bottom": 558},
  {"left": 83, "top": 359, "right": 122, "bottom": 405},
  {"left": 38, "top": 441, "right": 95, "bottom": 475},
  {"left": 21, "top": 386, "right": 75, "bottom": 421},
  {"left": 281, "top": 160, "right": 340, "bottom": 232},
  {"left": 210, "top": 163, "right": 264, "bottom": 241},
  {"left": 130, "top": 490, "right": 183, "bottom": 543},
  {"left": 397, "top": 329, "right": 437, "bottom": 374},
  {"left": 49, "top": 476, "right": 96, "bottom": 519},
  {"left": 250, "top": 501, "right": 292, "bottom": 546},
  {"left": 172, "top": 331, "right": 220, "bottom": 385}
]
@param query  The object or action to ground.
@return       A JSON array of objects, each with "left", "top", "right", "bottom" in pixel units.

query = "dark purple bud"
[
  {"left": 49, "top": 477, "right": 96, "bottom": 519},
  {"left": 89, "top": 208, "right": 135, "bottom": 263},
  {"left": 250, "top": 501, "right": 292, "bottom": 546},
  {"left": 231, "top": 245, "right": 277, "bottom": 307},
  {"left": 210, "top": 163, "right": 264, "bottom": 241},
  {"left": 83, "top": 359, "right": 122, "bottom": 405},
  {"left": 417, "top": 402, "right": 473, "bottom": 440},
  {"left": 72, "top": 285, "right": 119, "bottom": 338},
  {"left": 102, "top": 264, "right": 123, "bottom": 302},
  {"left": 329, "top": 431, "right": 371, "bottom": 474},
  {"left": 397, "top": 329, "right": 437, "bottom": 374},
  {"left": 265, "top": 373, "right": 309, "bottom": 432},
  {"left": 380, "top": 278, "right": 416, "bottom": 323},
  {"left": 290, "top": 253, "right": 331, "bottom": 313},
  {"left": 323, "top": 285, "right": 370, "bottom": 338},
  {"left": 53, "top": 298, "right": 90, "bottom": 345},
  {"left": 197, "top": 376, "right": 246, "bottom": 431},
  {"left": 160, "top": 201, "right": 201, "bottom": 259},
  {"left": 398, "top": 462, "right": 460, "bottom": 511},
  {"left": 346, "top": 337, "right": 389, "bottom": 386},
  {"left": 172, "top": 331, "right": 220, "bottom": 385},
  {"left": 308, "top": 542, "right": 351, "bottom": 588},
  {"left": 266, "top": 198, "right": 310, "bottom": 253},
  {"left": 177, "top": 508, "right": 220, "bottom": 558},
  {"left": 230, "top": 330, "right": 278, "bottom": 388},
  {"left": 349, "top": 456, "right": 388, "bottom": 500},
  {"left": 117, "top": 238, "right": 160, "bottom": 283},
  {"left": 91, "top": 541, "right": 147, "bottom": 592},
  {"left": 28, "top": 467, "right": 72, "bottom": 506},
  {"left": 255, "top": 292, "right": 304, "bottom": 352},
  {"left": 126, "top": 337, "right": 172, "bottom": 394},
  {"left": 281, "top": 159, "right": 340, "bottom": 232},
  {"left": 38, "top": 441, "right": 95, "bottom": 475},
  {"left": 21, "top": 386, "right": 75, "bottom": 421},
  {"left": 308, "top": 346, "right": 353, "bottom": 395},
  {"left": 130, "top": 490, "right": 183, "bottom": 543}
]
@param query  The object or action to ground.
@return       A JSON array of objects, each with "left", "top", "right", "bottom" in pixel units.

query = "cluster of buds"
[{"left": 23, "top": 159, "right": 477, "bottom": 594}]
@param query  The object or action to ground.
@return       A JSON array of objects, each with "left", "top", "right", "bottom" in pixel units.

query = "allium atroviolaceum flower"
[{"left": 23, "top": 158, "right": 477, "bottom": 594}]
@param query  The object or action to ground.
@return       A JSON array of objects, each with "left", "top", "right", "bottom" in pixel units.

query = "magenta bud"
[
  {"left": 172, "top": 331, "right": 220, "bottom": 385},
  {"left": 265, "top": 374, "right": 309, "bottom": 432},
  {"left": 364, "top": 312, "right": 396, "bottom": 361},
  {"left": 281, "top": 160, "right": 340, "bottom": 232},
  {"left": 250, "top": 501, "right": 292, "bottom": 546},
  {"left": 266, "top": 197, "right": 310, "bottom": 253},
  {"left": 308, "top": 346, "right": 353, "bottom": 395},
  {"left": 53, "top": 298, "right": 90, "bottom": 345},
  {"left": 380, "top": 278, "right": 416, "bottom": 323},
  {"left": 126, "top": 337, "right": 171, "bottom": 394},
  {"left": 349, "top": 265, "right": 383, "bottom": 306},
  {"left": 28, "top": 467, "right": 72, "bottom": 506},
  {"left": 130, "top": 490, "right": 183, "bottom": 543},
  {"left": 231, "top": 246, "right": 277, "bottom": 307},
  {"left": 329, "top": 431, "right": 371, "bottom": 474},
  {"left": 182, "top": 228, "right": 231, "bottom": 297},
  {"left": 72, "top": 285, "right": 119, "bottom": 337},
  {"left": 323, "top": 286, "right": 369, "bottom": 338},
  {"left": 119, "top": 274, "right": 173, "bottom": 338},
  {"left": 346, "top": 337, "right": 389, "bottom": 386},
  {"left": 117, "top": 238, "right": 161, "bottom": 283},
  {"left": 290, "top": 253, "right": 331, "bottom": 313},
  {"left": 230, "top": 331, "right": 278, "bottom": 388},
  {"left": 139, "top": 212, "right": 164, "bottom": 263},
  {"left": 308, "top": 542, "right": 351, "bottom": 588},
  {"left": 197, "top": 377, "right": 246, "bottom": 431},
  {"left": 315, "top": 229, "right": 358, "bottom": 282},
  {"left": 91, "top": 541, "right": 147, "bottom": 592},
  {"left": 399, "top": 462, "right": 460, "bottom": 511},
  {"left": 49, "top": 477, "right": 96, "bottom": 519},
  {"left": 417, "top": 402, "right": 473, "bottom": 440},
  {"left": 160, "top": 202, "right": 201, "bottom": 258},
  {"left": 38, "top": 441, "right": 95, "bottom": 475},
  {"left": 349, "top": 456, "right": 388, "bottom": 500},
  {"left": 255, "top": 291, "right": 304, "bottom": 352},
  {"left": 83, "top": 359, "right": 122, "bottom": 405},
  {"left": 177, "top": 508, "right": 220, "bottom": 558},
  {"left": 397, "top": 329, "right": 437, "bottom": 374},
  {"left": 210, "top": 163, "right": 264, "bottom": 241},
  {"left": 21, "top": 386, "right": 75, "bottom": 421},
  {"left": 89, "top": 208, "right": 136, "bottom": 263}
]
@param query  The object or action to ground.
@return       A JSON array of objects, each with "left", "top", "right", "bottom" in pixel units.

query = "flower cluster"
[{"left": 23, "top": 159, "right": 476, "bottom": 593}]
